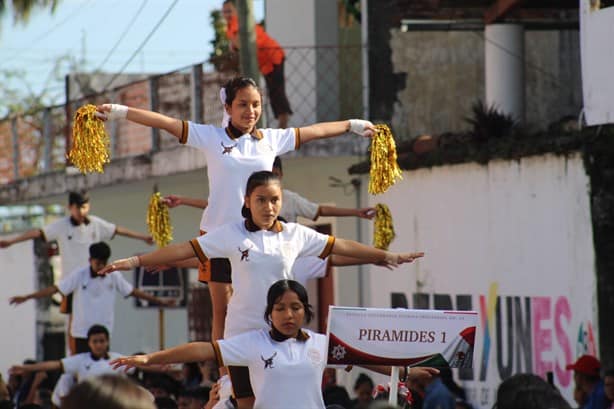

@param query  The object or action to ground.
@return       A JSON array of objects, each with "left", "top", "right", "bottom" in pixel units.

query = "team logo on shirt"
[
  {"left": 261, "top": 352, "right": 277, "bottom": 369},
  {"left": 221, "top": 142, "right": 237, "bottom": 155},
  {"left": 238, "top": 245, "right": 252, "bottom": 261}
]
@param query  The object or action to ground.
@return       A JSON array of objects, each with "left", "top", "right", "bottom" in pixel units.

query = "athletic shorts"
[
  {"left": 228, "top": 366, "right": 254, "bottom": 399},
  {"left": 264, "top": 59, "right": 292, "bottom": 119},
  {"left": 197, "top": 230, "right": 232, "bottom": 283}
]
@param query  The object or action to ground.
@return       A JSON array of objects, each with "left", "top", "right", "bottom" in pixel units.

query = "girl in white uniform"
[
  {"left": 95, "top": 77, "right": 377, "bottom": 349},
  {"left": 111, "top": 280, "right": 437, "bottom": 409},
  {"left": 100, "top": 170, "right": 423, "bottom": 408}
]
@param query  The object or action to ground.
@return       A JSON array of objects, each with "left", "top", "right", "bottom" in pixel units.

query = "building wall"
[
  {"left": 389, "top": 29, "right": 582, "bottom": 138},
  {"left": 359, "top": 153, "right": 596, "bottom": 408}
]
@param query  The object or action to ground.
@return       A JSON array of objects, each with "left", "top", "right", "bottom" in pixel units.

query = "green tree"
[{"left": 0, "top": 0, "right": 60, "bottom": 28}]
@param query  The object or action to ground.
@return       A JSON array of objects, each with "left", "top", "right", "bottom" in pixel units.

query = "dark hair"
[
  {"left": 223, "top": 0, "right": 235, "bottom": 5},
  {"left": 323, "top": 385, "right": 351, "bottom": 408},
  {"left": 605, "top": 368, "right": 614, "bottom": 377},
  {"left": 153, "top": 397, "right": 177, "bottom": 409},
  {"left": 495, "top": 373, "right": 572, "bottom": 409},
  {"left": 273, "top": 156, "right": 282, "bottom": 172},
  {"left": 68, "top": 190, "right": 89, "bottom": 206},
  {"left": 89, "top": 242, "right": 111, "bottom": 261},
  {"left": 264, "top": 280, "right": 313, "bottom": 325},
  {"left": 241, "top": 171, "right": 282, "bottom": 220},
  {"left": 62, "top": 374, "right": 155, "bottom": 409},
  {"left": 223, "top": 77, "right": 260, "bottom": 106},
  {"left": 353, "top": 373, "right": 374, "bottom": 391},
  {"left": 87, "top": 324, "right": 110, "bottom": 341},
  {"left": 177, "top": 387, "right": 209, "bottom": 402}
]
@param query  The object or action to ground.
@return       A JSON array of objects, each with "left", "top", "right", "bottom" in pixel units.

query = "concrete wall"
[
  {"left": 390, "top": 30, "right": 582, "bottom": 138},
  {"left": 356, "top": 153, "right": 596, "bottom": 408}
]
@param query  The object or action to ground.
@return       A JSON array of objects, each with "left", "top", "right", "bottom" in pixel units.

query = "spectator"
[
  {"left": 351, "top": 373, "right": 375, "bottom": 409},
  {"left": 495, "top": 373, "right": 571, "bottom": 409},
  {"left": 567, "top": 355, "right": 609, "bottom": 409},
  {"left": 62, "top": 374, "right": 155, "bottom": 409},
  {"left": 604, "top": 369, "right": 614, "bottom": 409},
  {"left": 416, "top": 374, "right": 455, "bottom": 409},
  {"left": 180, "top": 363, "right": 202, "bottom": 390},
  {"left": 323, "top": 384, "right": 352, "bottom": 409}
]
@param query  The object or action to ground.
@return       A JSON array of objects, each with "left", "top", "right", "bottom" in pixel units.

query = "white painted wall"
[
  {"left": 0, "top": 240, "right": 36, "bottom": 376},
  {"left": 358, "top": 153, "right": 596, "bottom": 408}
]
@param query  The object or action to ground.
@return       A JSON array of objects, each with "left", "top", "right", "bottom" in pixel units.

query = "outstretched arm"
[
  {"left": 95, "top": 104, "right": 183, "bottom": 140},
  {"left": 114, "top": 226, "right": 154, "bottom": 245},
  {"left": 130, "top": 289, "right": 176, "bottom": 307},
  {"left": 111, "top": 342, "right": 215, "bottom": 370},
  {"left": 331, "top": 238, "right": 424, "bottom": 266},
  {"left": 99, "top": 242, "right": 196, "bottom": 274},
  {"left": 357, "top": 365, "right": 439, "bottom": 382},
  {"left": 0, "top": 229, "right": 42, "bottom": 248},
  {"left": 163, "top": 195, "right": 208, "bottom": 210},
  {"left": 299, "top": 119, "right": 375, "bottom": 144},
  {"left": 319, "top": 206, "right": 376, "bottom": 220},
  {"left": 10, "top": 360, "right": 62, "bottom": 375},
  {"left": 9, "top": 285, "right": 59, "bottom": 306}
]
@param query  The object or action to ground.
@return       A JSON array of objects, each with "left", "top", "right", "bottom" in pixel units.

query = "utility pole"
[{"left": 236, "top": 0, "right": 259, "bottom": 81}]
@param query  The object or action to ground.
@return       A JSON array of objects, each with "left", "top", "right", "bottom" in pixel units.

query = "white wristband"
[
  {"left": 348, "top": 119, "right": 372, "bottom": 136},
  {"left": 126, "top": 256, "right": 140, "bottom": 268},
  {"left": 384, "top": 252, "right": 398, "bottom": 266},
  {"left": 105, "top": 104, "right": 128, "bottom": 120}
]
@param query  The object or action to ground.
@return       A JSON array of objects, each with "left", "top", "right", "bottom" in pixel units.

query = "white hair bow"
[{"left": 220, "top": 88, "right": 231, "bottom": 128}]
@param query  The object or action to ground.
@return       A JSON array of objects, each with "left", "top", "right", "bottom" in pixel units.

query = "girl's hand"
[
  {"left": 397, "top": 252, "right": 424, "bottom": 264},
  {"left": 110, "top": 354, "right": 150, "bottom": 371},
  {"left": 349, "top": 119, "right": 376, "bottom": 137},
  {"left": 9, "top": 365, "right": 25, "bottom": 375},
  {"left": 98, "top": 256, "right": 140, "bottom": 275},
  {"left": 95, "top": 104, "right": 128, "bottom": 121},
  {"left": 358, "top": 207, "right": 377, "bottom": 219},
  {"left": 162, "top": 195, "right": 183, "bottom": 208}
]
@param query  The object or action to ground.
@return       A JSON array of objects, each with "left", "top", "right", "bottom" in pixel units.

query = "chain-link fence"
[{"left": 0, "top": 45, "right": 366, "bottom": 184}]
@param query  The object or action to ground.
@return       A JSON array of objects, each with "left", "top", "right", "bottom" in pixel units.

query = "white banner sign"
[{"left": 326, "top": 306, "right": 478, "bottom": 367}]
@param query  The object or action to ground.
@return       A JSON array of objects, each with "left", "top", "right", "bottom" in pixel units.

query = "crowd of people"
[{"left": 1, "top": 4, "right": 612, "bottom": 408}]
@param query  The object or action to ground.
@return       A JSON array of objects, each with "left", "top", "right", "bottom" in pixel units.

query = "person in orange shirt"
[{"left": 222, "top": 0, "right": 292, "bottom": 128}]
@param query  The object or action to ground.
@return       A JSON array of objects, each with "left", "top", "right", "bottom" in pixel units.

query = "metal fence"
[{"left": 0, "top": 45, "right": 365, "bottom": 185}]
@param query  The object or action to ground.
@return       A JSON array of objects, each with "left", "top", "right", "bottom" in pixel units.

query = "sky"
[{"left": 0, "top": 0, "right": 264, "bottom": 110}]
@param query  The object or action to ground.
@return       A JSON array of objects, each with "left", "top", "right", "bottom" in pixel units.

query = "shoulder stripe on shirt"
[
  {"left": 179, "top": 120, "right": 188, "bottom": 144},
  {"left": 294, "top": 127, "right": 301, "bottom": 150},
  {"left": 189, "top": 239, "right": 208, "bottom": 263},
  {"left": 318, "top": 236, "right": 335, "bottom": 259},
  {"left": 211, "top": 340, "right": 225, "bottom": 367}
]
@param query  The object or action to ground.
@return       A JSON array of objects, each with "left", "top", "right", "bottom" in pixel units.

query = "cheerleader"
[
  {"left": 99, "top": 171, "right": 423, "bottom": 408},
  {"left": 110, "top": 280, "right": 437, "bottom": 409},
  {"left": 95, "top": 76, "right": 375, "bottom": 350}
]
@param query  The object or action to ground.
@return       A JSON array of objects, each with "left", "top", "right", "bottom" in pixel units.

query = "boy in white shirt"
[
  {"left": 1, "top": 191, "right": 153, "bottom": 354},
  {"left": 9, "top": 242, "right": 173, "bottom": 353}
]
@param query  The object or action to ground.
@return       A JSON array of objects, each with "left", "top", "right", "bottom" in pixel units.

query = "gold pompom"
[
  {"left": 368, "top": 124, "right": 403, "bottom": 195},
  {"left": 147, "top": 191, "right": 173, "bottom": 247},
  {"left": 68, "top": 104, "right": 110, "bottom": 173},
  {"left": 373, "top": 203, "right": 395, "bottom": 250}
]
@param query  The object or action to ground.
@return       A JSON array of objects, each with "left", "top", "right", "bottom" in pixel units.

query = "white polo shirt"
[
  {"left": 182, "top": 123, "right": 299, "bottom": 232},
  {"left": 190, "top": 220, "right": 334, "bottom": 337},
  {"left": 61, "top": 351, "right": 131, "bottom": 381},
  {"left": 280, "top": 189, "right": 320, "bottom": 223},
  {"left": 57, "top": 266, "right": 133, "bottom": 338},
  {"left": 42, "top": 215, "right": 116, "bottom": 279},
  {"left": 292, "top": 257, "right": 328, "bottom": 287},
  {"left": 214, "top": 329, "right": 328, "bottom": 409}
]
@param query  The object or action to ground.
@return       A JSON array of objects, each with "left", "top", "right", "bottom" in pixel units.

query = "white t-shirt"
[
  {"left": 57, "top": 266, "right": 134, "bottom": 338},
  {"left": 280, "top": 189, "right": 320, "bottom": 223},
  {"left": 190, "top": 221, "right": 334, "bottom": 337},
  {"left": 183, "top": 123, "right": 299, "bottom": 232},
  {"left": 42, "top": 215, "right": 116, "bottom": 279},
  {"left": 215, "top": 329, "right": 328, "bottom": 409},
  {"left": 61, "top": 351, "right": 130, "bottom": 381},
  {"left": 53, "top": 352, "right": 133, "bottom": 405},
  {"left": 292, "top": 257, "right": 328, "bottom": 287}
]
